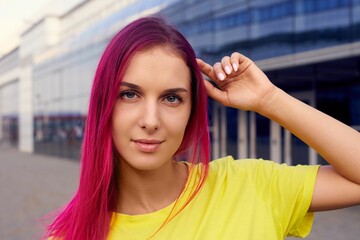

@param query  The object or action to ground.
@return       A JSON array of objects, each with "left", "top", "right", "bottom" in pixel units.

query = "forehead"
[{"left": 122, "top": 47, "right": 191, "bottom": 89}]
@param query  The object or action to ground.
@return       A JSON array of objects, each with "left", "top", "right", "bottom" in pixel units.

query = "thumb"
[
  {"left": 196, "top": 58, "right": 216, "bottom": 81},
  {"left": 203, "top": 80, "right": 228, "bottom": 106}
]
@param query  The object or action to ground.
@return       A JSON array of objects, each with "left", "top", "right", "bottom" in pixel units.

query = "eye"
[
  {"left": 119, "top": 91, "right": 139, "bottom": 101},
  {"left": 166, "top": 95, "right": 178, "bottom": 102},
  {"left": 164, "top": 94, "right": 182, "bottom": 105}
]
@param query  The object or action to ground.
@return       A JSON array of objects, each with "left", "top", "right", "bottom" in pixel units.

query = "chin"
[{"left": 121, "top": 155, "right": 171, "bottom": 172}]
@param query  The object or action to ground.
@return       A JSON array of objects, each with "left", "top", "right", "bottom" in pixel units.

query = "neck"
[{"left": 116, "top": 159, "right": 188, "bottom": 215}]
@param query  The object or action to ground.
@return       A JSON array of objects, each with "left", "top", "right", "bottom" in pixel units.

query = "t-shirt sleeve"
[{"left": 247, "top": 159, "right": 320, "bottom": 238}]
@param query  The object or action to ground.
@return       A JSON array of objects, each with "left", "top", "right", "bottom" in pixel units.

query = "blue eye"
[
  {"left": 121, "top": 91, "right": 136, "bottom": 99},
  {"left": 166, "top": 95, "right": 178, "bottom": 103},
  {"left": 119, "top": 91, "right": 139, "bottom": 101},
  {"left": 164, "top": 95, "right": 182, "bottom": 104}
]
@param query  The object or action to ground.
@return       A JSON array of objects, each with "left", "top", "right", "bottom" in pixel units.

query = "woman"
[{"left": 44, "top": 16, "right": 360, "bottom": 240}]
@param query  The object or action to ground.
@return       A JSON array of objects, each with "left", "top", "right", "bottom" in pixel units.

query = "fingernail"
[
  {"left": 218, "top": 73, "right": 225, "bottom": 81},
  {"left": 224, "top": 66, "right": 231, "bottom": 74},
  {"left": 232, "top": 63, "right": 238, "bottom": 71}
]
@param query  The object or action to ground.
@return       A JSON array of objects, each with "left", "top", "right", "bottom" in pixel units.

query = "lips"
[{"left": 132, "top": 139, "right": 164, "bottom": 153}]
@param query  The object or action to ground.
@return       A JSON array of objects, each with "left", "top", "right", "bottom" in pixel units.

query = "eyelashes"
[
  {"left": 119, "top": 91, "right": 138, "bottom": 100},
  {"left": 164, "top": 94, "right": 183, "bottom": 104},
  {"left": 118, "top": 90, "right": 184, "bottom": 105}
]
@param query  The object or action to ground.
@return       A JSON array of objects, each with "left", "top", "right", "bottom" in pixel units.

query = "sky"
[{"left": 0, "top": 0, "right": 83, "bottom": 57}]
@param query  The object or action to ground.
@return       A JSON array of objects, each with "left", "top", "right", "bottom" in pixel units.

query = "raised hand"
[
  {"left": 197, "top": 52, "right": 276, "bottom": 112},
  {"left": 198, "top": 54, "right": 360, "bottom": 212}
]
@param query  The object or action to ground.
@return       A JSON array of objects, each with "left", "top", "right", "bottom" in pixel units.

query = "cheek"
[
  {"left": 111, "top": 113, "right": 121, "bottom": 149},
  {"left": 111, "top": 105, "right": 130, "bottom": 141},
  {"left": 165, "top": 107, "right": 191, "bottom": 140},
  {"left": 111, "top": 107, "right": 121, "bottom": 133}
]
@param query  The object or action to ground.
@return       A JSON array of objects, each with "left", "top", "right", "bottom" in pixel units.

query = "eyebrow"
[
  {"left": 120, "top": 82, "right": 141, "bottom": 90},
  {"left": 120, "top": 82, "right": 189, "bottom": 93}
]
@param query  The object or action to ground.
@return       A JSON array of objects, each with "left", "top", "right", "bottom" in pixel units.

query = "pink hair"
[{"left": 43, "top": 16, "right": 210, "bottom": 240}]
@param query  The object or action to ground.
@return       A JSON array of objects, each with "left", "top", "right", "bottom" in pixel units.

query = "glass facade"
[
  {"left": 162, "top": 0, "right": 360, "bottom": 61},
  {"left": 226, "top": 107, "right": 238, "bottom": 158},
  {"left": 0, "top": 81, "right": 19, "bottom": 146}
]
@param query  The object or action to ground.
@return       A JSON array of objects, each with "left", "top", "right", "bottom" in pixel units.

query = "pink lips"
[{"left": 133, "top": 139, "right": 164, "bottom": 153}]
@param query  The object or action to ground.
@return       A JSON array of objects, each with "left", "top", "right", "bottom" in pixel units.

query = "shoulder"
[
  {"left": 209, "top": 155, "right": 276, "bottom": 175},
  {"left": 208, "top": 156, "right": 319, "bottom": 185},
  {"left": 207, "top": 156, "right": 268, "bottom": 185}
]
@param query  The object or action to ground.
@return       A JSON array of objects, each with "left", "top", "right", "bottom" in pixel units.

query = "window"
[
  {"left": 339, "top": 0, "right": 351, "bottom": 6},
  {"left": 303, "top": 0, "right": 351, "bottom": 14},
  {"left": 257, "top": 1, "right": 293, "bottom": 22},
  {"left": 215, "top": 11, "right": 250, "bottom": 30},
  {"left": 304, "top": 0, "right": 316, "bottom": 13},
  {"left": 198, "top": 19, "right": 213, "bottom": 33}
]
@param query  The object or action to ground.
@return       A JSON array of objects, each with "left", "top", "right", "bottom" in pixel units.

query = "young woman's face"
[{"left": 112, "top": 47, "right": 192, "bottom": 172}]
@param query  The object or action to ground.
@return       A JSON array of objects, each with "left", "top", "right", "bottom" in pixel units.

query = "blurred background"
[
  {"left": 0, "top": 0, "right": 359, "bottom": 239},
  {"left": 1, "top": 0, "right": 360, "bottom": 163}
]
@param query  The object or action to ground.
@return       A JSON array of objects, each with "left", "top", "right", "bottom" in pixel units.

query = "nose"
[{"left": 139, "top": 101, "right": 160, "bottom": 133}]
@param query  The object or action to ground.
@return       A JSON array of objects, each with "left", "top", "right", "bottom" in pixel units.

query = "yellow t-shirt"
[{"left": 108, "top": 156, "right": 320, "bottom": 240}]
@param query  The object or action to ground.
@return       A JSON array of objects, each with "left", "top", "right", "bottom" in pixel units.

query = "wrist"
[{"left": 256, "top": 86, "right": 284, "bottom": 119}]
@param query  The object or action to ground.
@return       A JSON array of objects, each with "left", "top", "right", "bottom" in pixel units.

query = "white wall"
[
  {"left": 61, "top": 0, "right": 135, "bottom": 41},
  {"left": 18, "top": 64, "right": 33, "bottom": 152},
  {"left": 0, "top": 48, "right": 20, "bottom": 143},
  {"left": 21, "top": 17, "right": 61, "bottom": 57}
]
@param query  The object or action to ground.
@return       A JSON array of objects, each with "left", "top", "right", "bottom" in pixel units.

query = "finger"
[
  {"left": 213, "top": 62, "right": 226, "bottom": 81},
  {"left": 196, "top": 58, "right": 216, "bottom": 81},
  {"left": 203, "top": 80, "right": 229, "bottom": 106},
  {"left": 221, "top": 56, "right": 232, "bottom": 75},
  {"left": 230, "top": 52, "right": 241, "bottom": 71},
  {"left": 231, "top": 52, "right": 253, "bottom": 73}
]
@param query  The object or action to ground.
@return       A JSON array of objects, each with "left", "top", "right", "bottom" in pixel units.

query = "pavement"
[
  {"left": 0, "top": 145, "right": 359, "bottom": 240},
  {"left": 0, "top": 145, "right": 79, "bottom": 240}
]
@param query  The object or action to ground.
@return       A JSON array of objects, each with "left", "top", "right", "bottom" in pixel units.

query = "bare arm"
[
  {"left": 197, "top": 53, "right": 360, "bottom": 211},
  {"left": 259, "top": 87, "right": 360, "bottom": 211}
]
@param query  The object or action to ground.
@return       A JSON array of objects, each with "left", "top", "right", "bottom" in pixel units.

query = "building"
[{"left": 0, "top": 0, "right": 359, "bottom": 164}]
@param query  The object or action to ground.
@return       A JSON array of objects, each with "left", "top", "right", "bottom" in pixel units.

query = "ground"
[{"left": 0, "top": 145, "right": 359, "bottom": 239}]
